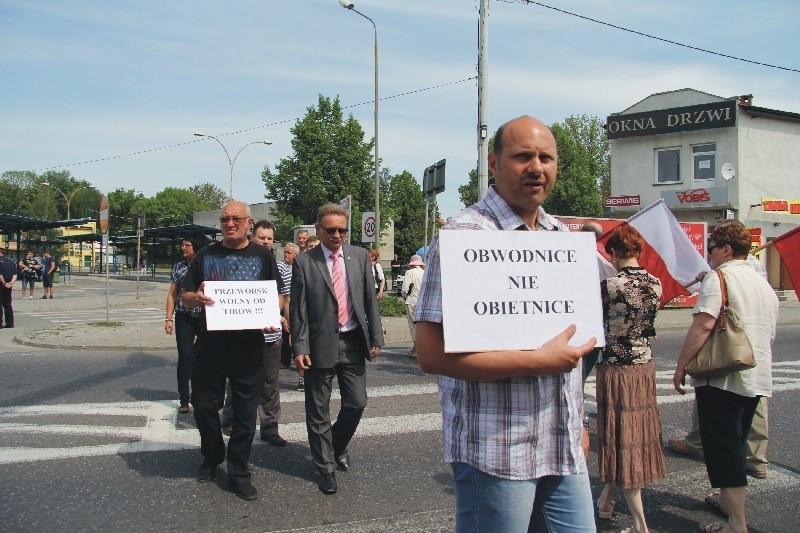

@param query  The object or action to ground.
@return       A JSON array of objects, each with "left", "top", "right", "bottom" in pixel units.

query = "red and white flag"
[
  {"left": 770, "top": 225, "right": 800, "bottom": 301},
  {"left": 600, "top": 200, "right": 708, "bottom": 308}
]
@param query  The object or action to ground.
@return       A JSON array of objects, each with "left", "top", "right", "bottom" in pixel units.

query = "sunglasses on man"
[{"left": 321, "top": 227, "right": 349, "bottom": 235}]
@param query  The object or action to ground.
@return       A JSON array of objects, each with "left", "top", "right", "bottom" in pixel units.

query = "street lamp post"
[
  {"left": 43, "top": 183, "right": 93, "bottom": 270},
  {"left": 44, "top": 183, "right": 92, "bottom": 222},
  {"left": 193, "top": 132, "right": 272, "bottom": 200},
  {"left": 338, "top": 0, "right": 380, "bottom": 249}
]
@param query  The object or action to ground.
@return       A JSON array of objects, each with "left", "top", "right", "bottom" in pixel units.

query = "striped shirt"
[
  {"left": 414, "top": 186, "right": 587, "bottom": 480},
  {"left": 265, "top": 259, "right": 292, "bottom": 344}
]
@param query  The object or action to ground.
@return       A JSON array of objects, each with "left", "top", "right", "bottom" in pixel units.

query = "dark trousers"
[
  {"left": 0, "top": 285, "right": 12, "bottom": 327},
  {"left": 221, "top": 339, "right": 282, "bottom": 435},
  {"left": 696, "top": 385, "right": 760, "bottom": 488},
  {"left": 174, "top": 314, "right": 201, "bottom": 404},
  {"left": 304, "top": 331, "right": 368, "bottom": 474},
  {"left": 191, "top": 334, "right": 267, "bottom": 486}
]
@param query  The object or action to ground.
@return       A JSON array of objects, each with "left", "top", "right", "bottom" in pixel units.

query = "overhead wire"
[
  {"left": 497, "top": 0, "right": 800, "bottom": 74},
  {"left": 34, "top": 77, "right": 477, "bottom": 173}
]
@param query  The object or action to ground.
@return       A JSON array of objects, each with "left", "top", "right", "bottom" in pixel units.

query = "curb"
[{"left": 12, "top": 335, "right": 175, "bottom": 352}]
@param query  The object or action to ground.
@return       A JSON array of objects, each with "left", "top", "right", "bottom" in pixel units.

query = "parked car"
[{"left": 392, "top": 265, "right": 408, "bottom": 294}]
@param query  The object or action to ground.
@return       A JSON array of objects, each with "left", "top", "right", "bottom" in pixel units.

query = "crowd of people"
[
  {"left": 0, "top": 248, "right": 62, "bottom": 329},
  {"left": 158, "top": 116, "right": 778, "bottom": 533}
]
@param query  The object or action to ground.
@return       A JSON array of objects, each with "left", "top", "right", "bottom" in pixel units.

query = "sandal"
[
  {"left": 597, "top": 497, "right": 614, "bottom": 519},
  {"left": 701, "top": 521, "right": 729, "bottom": 532},
  {"left": 704, "top": 491, "right": 729, "bottom": 517}
]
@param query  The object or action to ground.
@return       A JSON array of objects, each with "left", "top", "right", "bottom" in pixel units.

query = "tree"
[
  {"left": 189, "top": 182, "right": 227, "bottom": 209},
  {"left": 545, "top": 119, "right": 603, "bottom": 217},
  {"left": 0, "top": 170, "right": 39, "bottom": 215},
  {"left": 386, "top": 170, "right": 426, "bottom": 259},
  {"left": 37, "top": 170, "right": 101, "bottom": 221},
  {"left": 132, "top": 187, "right": 208, "bottom": 228},
  {"left": 261, "top": 94, "right": 375, "bottom": 243},
  {"left": 555, "top": 115, "right": 610, "bottom": 197},
  {"left": 107, "top": 188, "right": 145, "bottom": 234}
]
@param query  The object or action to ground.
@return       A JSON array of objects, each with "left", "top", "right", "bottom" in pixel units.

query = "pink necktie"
[{"left": 331, "top": 251, "right": 349, "bottom": 327}]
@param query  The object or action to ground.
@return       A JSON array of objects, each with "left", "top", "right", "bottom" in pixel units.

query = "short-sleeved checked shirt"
[
  {"left": 171, "top": 259, "right": 202, "bottom": 317},
  {"left": 414, "top": 186, "right": 587, "bottom": 480},
  {"left": 264, "top": 259, "right": 292, "bottom": 344}
]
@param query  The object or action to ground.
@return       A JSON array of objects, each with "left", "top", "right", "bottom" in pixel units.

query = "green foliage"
[
  {"left": 386, "top": 170, "right": 426, "bottom": 259},
  {"left": 545, "top": 119, "right": 604, "bottom": 217},
  {"left": 378, "top": 294, "right": 407, "bottom": 317},
  {"left": 107, "top": 188, "right": 145, "bottom": 234},
  {"left": 131, "top": 187, "right": 208, "bottom": 228},
  {"left": 189, "top": 182, "right": 227, "bottom": 209},
  {"left": 0, "top": 170, "right": 100, "bottom": 221},
  {"left": 261, "top": 94, "right": 375, "bottom": 243},
  {"left": 0, "top": 170, "right": 39, "bottom": 215}
]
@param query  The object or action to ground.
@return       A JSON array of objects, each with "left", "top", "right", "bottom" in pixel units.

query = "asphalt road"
[{"left": 1, "top": 319, "right": 799, "bottom": 531}]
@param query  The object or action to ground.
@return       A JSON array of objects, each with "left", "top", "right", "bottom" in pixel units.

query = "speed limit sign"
[{"left": 361, "top": 212, "right": 376, "bottom": 243}]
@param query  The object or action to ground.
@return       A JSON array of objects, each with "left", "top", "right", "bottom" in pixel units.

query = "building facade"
[{"left": 606, "top": 89, "right": 800, "bottom": 290}]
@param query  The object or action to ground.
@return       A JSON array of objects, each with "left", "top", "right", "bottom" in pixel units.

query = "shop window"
[
  {"left": 692, "top": 143, "right": 716, "bottom": 181},
  {"left": 655, "top": 148, "right": 680, "bottom": 184}
]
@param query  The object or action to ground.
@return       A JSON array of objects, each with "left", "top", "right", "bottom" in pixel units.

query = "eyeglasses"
[
  {"left": 322, "top": 227, "right": 349, "bottom": 235},
  {"left": 708, "top": 241, "right": 719, "bottom": 252},
  {"left": 219, "top": 216, "right": 249, "bottom": 225},
  {"left": 180, "top": 243, "right": 193, "bottom": 248}
]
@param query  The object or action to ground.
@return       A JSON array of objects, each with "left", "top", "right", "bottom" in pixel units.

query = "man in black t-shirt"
[
  {"left": 41, "top": 251, "right": 57, "bottom": 299},
  {"left": 181, "top": 200, "right": 283, "bottom": 501}
]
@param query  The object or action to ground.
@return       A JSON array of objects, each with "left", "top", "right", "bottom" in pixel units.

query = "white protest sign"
[
  {"left": 203, "top": 280, "right": 281, "bottom": 331},
  {"left": 439, "top": 230, "right": 605, "bottom": 353}
]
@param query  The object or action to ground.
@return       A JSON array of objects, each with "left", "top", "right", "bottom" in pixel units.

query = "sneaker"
[
  {"left": 295, "top": 377, "right": 305, "bottom": 391},
  {"left": 41, "top": 295, "right": 48, "bottom": 299},
  {"left": 49, "top": 295, "right": 53, "bottom": 299},
  {"left": 196, "top": 461, "right": 217, "bottom": 483},
  {"left": 667, "top": 438, "right": 704, "bottom": 459},
  {"left": 178, "top": 402, "right": 190, "bottom": 414}
]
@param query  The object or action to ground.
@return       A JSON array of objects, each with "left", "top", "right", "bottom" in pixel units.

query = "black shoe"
[
  {"left": 335, "top": 450, "right": 350, "bottom": 471},
  {"left": 196, "top": 462, "right": 217, "bottom": 483},
  {"left": 3, "top": 325, "right": 11, "bottom": 329},
  {"left": 41, "top": 295, "right": 48, "bottom": 299},
  {"left": 261, "top": 433, "right": 288, "bottom": 447},
  {"left": 230, "top": 481, "right": 258, "bottom": 500},
  {"left": 318, "top": 472, "right": 337, "bottom": 494}
]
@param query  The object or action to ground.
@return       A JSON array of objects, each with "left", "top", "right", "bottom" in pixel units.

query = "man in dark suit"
[{"left": 291, "top": 203, "right": 384, "bottom": 494}]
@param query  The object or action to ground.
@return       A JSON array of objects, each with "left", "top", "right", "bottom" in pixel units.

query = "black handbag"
[{"left": 685, "top": 268, "right": 756, "bottom": 379}]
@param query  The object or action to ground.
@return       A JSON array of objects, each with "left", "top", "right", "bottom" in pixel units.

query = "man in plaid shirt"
[{"left": 415, "top": 116, "right": 597, "bottom": 532}]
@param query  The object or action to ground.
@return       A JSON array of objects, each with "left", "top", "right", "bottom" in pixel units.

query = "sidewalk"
[{"left": 9, "top": 275, "right": 800, "bottom": 352}]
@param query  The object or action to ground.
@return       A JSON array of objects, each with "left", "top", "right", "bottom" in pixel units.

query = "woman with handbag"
[
  {"left": 672, "top": 221, "right": 779, "bottom": 533},
  {"left": 595, "top": 225, "right": 664, "bottom": 533}
]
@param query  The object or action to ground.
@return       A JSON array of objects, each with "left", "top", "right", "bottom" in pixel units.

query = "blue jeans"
[{"left": 452, "top": 463, "right": 595, "bottom": 533}]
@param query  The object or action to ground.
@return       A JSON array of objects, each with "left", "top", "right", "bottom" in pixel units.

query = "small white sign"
[
  {"left": 699, "top": 159, "right": 711, "bottom": 169},
  {"left": 361, "top": 211, "right": 376, "bottom": 243},
  {"left": 439, "top": 231, "right": 605, "bottom": 353},
  {"left": 203, "top": 280, "right": 281, "bottom": 331}
]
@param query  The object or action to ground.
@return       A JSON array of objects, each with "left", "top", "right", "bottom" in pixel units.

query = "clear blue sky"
[{"left": 1, "top": 0, "right": 798, "bottom": 219}]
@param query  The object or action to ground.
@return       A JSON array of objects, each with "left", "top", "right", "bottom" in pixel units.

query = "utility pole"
[{"left": 477, "top": 0, "right": 490, "bottom": 201}]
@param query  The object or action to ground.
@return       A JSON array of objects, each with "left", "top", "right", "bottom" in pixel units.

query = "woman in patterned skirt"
[{"left": 595, "top": 225, "right": 665, "bottom": 533}]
